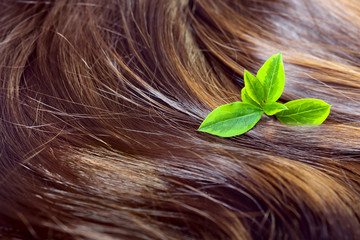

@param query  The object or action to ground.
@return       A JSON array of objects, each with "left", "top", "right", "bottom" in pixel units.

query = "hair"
[{"left": 0, "top": 0, "right": 360, "bottom": 239}]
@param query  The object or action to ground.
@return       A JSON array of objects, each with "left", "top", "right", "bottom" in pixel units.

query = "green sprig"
[{"left": 198, "top": 53, "right": 331, "bottom": 137}]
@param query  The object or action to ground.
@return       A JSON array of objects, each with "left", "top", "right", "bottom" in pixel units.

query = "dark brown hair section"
[{"left": 1, "top": 0, "right": 360, "bottom": 239}]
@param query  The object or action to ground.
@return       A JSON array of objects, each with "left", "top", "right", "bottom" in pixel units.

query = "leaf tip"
[
  {"left": 197, "top": 122, "right": 206, "bottom": 132},
  {"left": 243, "top": 69, "right": 252, "bottom": 77}
]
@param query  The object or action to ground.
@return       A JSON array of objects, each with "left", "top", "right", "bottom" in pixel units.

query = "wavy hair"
[{"left": 1, "top": 0, "right": 360, "bottom": 239}]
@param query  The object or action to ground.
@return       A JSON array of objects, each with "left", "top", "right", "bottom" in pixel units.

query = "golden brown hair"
[{"left": 1, "top": 0, "right": 360, "bottom": 239}]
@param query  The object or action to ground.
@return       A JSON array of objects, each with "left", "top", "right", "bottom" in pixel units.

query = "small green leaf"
[
  {"left": 257, "top": 53, "right": 285, "bottom": 102},
  {"left": 198, "top": 53, "right": 331, "bottom": 138},
  {"left": 244, "top": 70, "right": 265, "bottom": 106},
  {"left": 263, "top": 102, "right": 288, "bottom": 116},
  {"left": 241, "top": 88, "right": 261, "bottom": 108},
  {"left": 275, "top": 99, "right": 331, "bottom": 125},
  {"left": 198, "top": 102, "right": 263, "bottom": 137}
]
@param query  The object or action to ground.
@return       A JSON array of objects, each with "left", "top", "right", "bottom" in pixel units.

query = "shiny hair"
[{"left": 1, "top": 0, "right": 360, "bottom": 239}]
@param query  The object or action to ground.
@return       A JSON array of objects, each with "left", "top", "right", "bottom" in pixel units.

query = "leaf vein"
[{"left": 279, "top": 106, "right": 329, "bottom": 117}]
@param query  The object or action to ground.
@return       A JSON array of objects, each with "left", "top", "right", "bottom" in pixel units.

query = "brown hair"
[{"left": 1, "top": 0, "right": 360, "bottom": 239}]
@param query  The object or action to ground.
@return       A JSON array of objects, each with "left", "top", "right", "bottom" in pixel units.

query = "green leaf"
[
  {"left": 198, "top": 102, "right": 263, "bottom": 137},
  {"left": 275, "top": 99, "right": 331, "bottom": 125},
  {"left": 263, "top": 102, "right": 288, "bottom": 116},
  {"left": 197, "top": 53, "right": 331, "bottom": 138},
  {"left": 241, "top": 88, "right": 261, "bottom": 108},
  {"left": 243, "top": 70, "right": 265, "bottom": 106},
  {"left": 256, "top": 53, "right": 285, "bottom": 102}
]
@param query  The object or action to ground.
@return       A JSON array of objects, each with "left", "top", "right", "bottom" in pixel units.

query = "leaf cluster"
[{"left": 198, "top": 53, "right": 331, "bottom": 137}]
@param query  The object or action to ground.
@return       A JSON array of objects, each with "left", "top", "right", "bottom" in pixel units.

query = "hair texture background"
[{"left": 0, "top": 0, "right": 360, "bottom": 239}]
